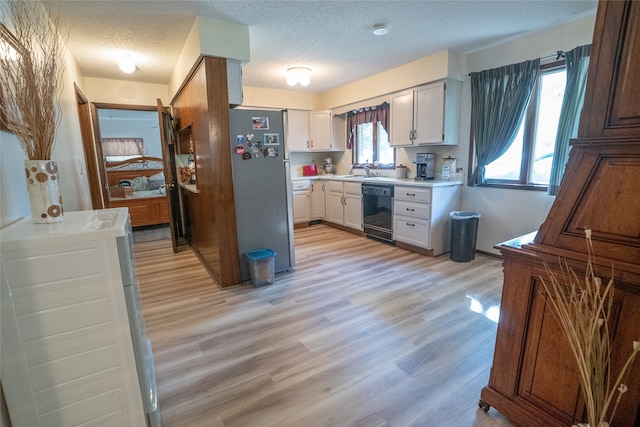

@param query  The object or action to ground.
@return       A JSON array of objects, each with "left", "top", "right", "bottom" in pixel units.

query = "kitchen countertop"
[
  {"left": 180, "top": 182, "right": 200, "bottom": 193},
  {"left": 292, "top": 175, "right": 463, "bottom": 187}
]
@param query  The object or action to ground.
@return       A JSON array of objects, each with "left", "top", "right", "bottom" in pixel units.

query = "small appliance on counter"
[
  {"left": 415, "top": 153, "right": 435, "bottom": 180},
  {"left": 302, "top": 161, "right": 318, "bottom": 176},
  {"left": 442, "top": 156, "right": 457, "bottom": 180},
  {"left": 323, "top": 157, "right": 335, "bottom": 174}
]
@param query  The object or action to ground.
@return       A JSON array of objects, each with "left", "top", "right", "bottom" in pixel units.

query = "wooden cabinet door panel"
[
  {"left": 517, "top": 278, "right": 584, "bottom": 422},
  {"left": 579, "top": 1, "right": 640, "bottom": 138}
]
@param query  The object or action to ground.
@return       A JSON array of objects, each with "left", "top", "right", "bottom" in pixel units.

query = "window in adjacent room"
[
  {"left": 354, "top": 121, "right": 394, "bottom": 166},
  {"left": 484, "top": 62, "right": 566, "bottom": 188},
  {"left": 102, "top": 137, "right": 147, "bottom": 163}
]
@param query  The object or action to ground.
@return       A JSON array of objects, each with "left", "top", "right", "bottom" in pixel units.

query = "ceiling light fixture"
[
  {"left": 286, "top": 67, "right": 311, "bottom": 87},
  {"left": 118, "top": 54, "right": 136, "bottom": 73},
  {"left": 372, "top": 24, "right": 389, "bottom": 36}
]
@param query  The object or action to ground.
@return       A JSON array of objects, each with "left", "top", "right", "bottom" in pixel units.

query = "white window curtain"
[{"left": 102, "top": 138, "right": 146, "bottom": 156}]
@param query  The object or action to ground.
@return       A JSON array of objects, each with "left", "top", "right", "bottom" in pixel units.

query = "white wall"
[
  {"left": 459, "top": 13, "right": 596, "bottom": 254},
  {"left": 83, "top": 77, "right": 170, "bottom": 106},
  {"left": 98, "top": 111, "right": 163, "bottom": 158}
]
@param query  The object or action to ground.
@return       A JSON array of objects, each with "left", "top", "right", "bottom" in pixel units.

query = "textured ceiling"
[{"left": 46, "top": 0, "right": 598, "bottom": 93}]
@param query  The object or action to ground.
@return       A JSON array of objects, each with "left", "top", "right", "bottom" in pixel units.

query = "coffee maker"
[{"left": 415, "top": 153, "right": 435, "bottom": 180}]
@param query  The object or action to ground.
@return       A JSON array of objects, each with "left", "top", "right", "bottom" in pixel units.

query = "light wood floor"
[{"left": 134, "top": 224, "right": 518, "bottom": 427}]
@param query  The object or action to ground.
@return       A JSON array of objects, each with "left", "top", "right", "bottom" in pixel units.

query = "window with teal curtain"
[
  {"left": 469, "top": 59, "right": 539, "bottom": 186},
  {"left": 547, "top": 44, "right": 591, "bottom": 196}
]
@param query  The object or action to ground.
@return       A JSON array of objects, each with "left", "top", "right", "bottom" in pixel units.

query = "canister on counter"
[{"left": 442, "top": 156, "right": 457, "bottom": 180}]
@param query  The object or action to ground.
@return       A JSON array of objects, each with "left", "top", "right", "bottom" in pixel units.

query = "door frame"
[
  {"left": 89, "top": 102, "right": 159, "bottom": 211},
  {"left": 76, "top": 101, "right": 180, "bottom": 252},
  {"left": 74, "top": 83, "right": 107, "bottom": 209}
]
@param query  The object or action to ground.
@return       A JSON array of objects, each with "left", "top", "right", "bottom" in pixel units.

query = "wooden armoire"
[{"left": 479, "top": 1, "right": 640, "bottom": 426}]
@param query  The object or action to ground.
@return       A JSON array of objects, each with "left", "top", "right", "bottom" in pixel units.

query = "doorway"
[{"left": 86, "top": 103, "right": 181, "bottom": 239}]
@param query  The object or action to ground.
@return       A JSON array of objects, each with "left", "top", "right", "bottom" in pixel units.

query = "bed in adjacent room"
[{"left": 106, "top": 156, "right": 169, "bottom": 227}]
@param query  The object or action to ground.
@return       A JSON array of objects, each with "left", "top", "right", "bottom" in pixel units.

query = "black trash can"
[{"left": 450, "top": 211, "right": 481, "bottom": 262}]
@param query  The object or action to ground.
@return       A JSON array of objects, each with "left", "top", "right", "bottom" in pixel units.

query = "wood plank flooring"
[{"left": 133, "top": 224, "right": 517, "bottom": 427}]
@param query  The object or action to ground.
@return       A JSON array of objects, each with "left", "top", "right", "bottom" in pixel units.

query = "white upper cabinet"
[
  {"left": 390, "top": 91, "right": 414, "bottom": 146},
  {"left": 226, "top": 59, "right": 243, "bottom": 106},
  {"left": 390, "top": 79, "right": 461, "bottom": 147},
  {"left": 286, "top": 110, "right": 310, "bottom": 151},
  {"left": 308, "top": 110, "right": 332, "bottom": 150},
  {"left": 287, "top": 110, "right": 343, "bottom": 152}
]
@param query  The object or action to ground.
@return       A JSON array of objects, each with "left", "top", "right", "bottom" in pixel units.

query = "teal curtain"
[
  {"left": 468, "top": 59, "right": 540, "bottom": 186},
  {"left": 547, "top": 44, "right": 591, "bottom": 196}
]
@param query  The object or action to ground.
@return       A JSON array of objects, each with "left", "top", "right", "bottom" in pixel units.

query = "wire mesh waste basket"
[
  {"left": 450, "top": 211, "right": 481, "bottom": 262},
  {"left": 245, "top": 248, "right": 277, "bottom": 287}
]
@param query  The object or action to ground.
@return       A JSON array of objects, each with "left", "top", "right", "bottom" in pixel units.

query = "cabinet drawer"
[
  {"left": 326, "top": 180, "right": 344, "bottom": 193},
  {"left": 394, "top": 200, "right": 430, "bottom": 220},
  {"left": 394, "top": 186, "right": 431, "bottom": 203},
  {"left": 292, "top": 179, "right": 311, "bottom": 191},
  {"left": 394, "top": 215, "right": 429, "bottom": 248},
  {"left": 344, "top": 182, "right": 362, "bottom": 195}
]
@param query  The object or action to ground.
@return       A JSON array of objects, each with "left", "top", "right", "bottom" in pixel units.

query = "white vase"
[{"left": 24, "top": 160, "right": 63, "bottom": 223}]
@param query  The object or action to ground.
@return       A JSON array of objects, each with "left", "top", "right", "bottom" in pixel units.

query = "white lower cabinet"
[
  {"left": 325, "top": 180, "right": 362, "bottom": 230},
  {"left": 393, "top": 184, "right": 461, "bottom": 255},
  {"left": 292, "top": 180, "right": 311, "bottom": 224},
  {"left": 310, "top": 181, "right": 325, "bottom": 220}
]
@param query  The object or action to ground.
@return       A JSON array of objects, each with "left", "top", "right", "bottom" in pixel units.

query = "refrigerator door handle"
[
  {"left": 282, "top": 110, "right": 290, "bottom": 160},
  {"left": 284, "top": 160, "right": 295, "bottom": 268}
]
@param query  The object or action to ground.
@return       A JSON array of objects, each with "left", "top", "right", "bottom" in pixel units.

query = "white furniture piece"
[
  {"left": 0, "top": 208, "right": 160, "bottom": 427},
  {"left": 325, "top": 180, "right": 362, "bottom": 230},
  {"left": 393, "top": 183, "right": 461, "bottom": 255},
  {"left": 292, "top": 179, "right": 311, "bottom": 224},
  {"left": 310, "top": 180, "right": 326, "bottom": 220},
  {"left": 285, "top": 110, "right": 345, "bottom": 152},
  {"left": 390, "top": 79, "right": 461, "bottom": 146}
]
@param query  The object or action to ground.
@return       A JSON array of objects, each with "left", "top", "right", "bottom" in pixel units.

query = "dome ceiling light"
[
  {"left": 373, "top": 24, "right": 389, "bottom": 36},
  {"left": 118, "top": 54, "right": 136, "bottom": 73},
  {"left": 286, "top": 67, "right": 311, "bottom": 87}
]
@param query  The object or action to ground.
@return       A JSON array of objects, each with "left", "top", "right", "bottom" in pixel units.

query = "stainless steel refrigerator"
[{"left": 229, "top": 108, "right": 295, "bottom": 282}]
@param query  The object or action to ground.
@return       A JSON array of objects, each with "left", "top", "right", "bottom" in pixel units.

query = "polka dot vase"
[{"left": 24, "top": 160, "right": 64, "bottom": 223}]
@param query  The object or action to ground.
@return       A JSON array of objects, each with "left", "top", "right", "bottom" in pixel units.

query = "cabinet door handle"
[
  {"left": 406, "top": 193, "right": 416, "bottom": 197},
  {"left": 406, "top": 208, "right": 415, "bottom": 212},
  {"left": 406, "top": 222, "right": 415, "bottom": 227}
]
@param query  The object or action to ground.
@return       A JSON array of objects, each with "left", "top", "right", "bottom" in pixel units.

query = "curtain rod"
[{"left": 465, "top": 50, "right": 566, "bottom": 77}]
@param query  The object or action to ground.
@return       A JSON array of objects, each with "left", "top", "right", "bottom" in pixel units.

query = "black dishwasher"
[{"left": 362, "top": 183, "right": 394, "bottom": 243}]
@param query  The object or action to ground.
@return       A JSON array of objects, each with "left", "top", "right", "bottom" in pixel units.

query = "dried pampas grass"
[
  {"left": 0, "top": 0, "right": 67, "bottom": 160},
  {"left": 541, "top": 229, "right": 639, "bottom": 427}
]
